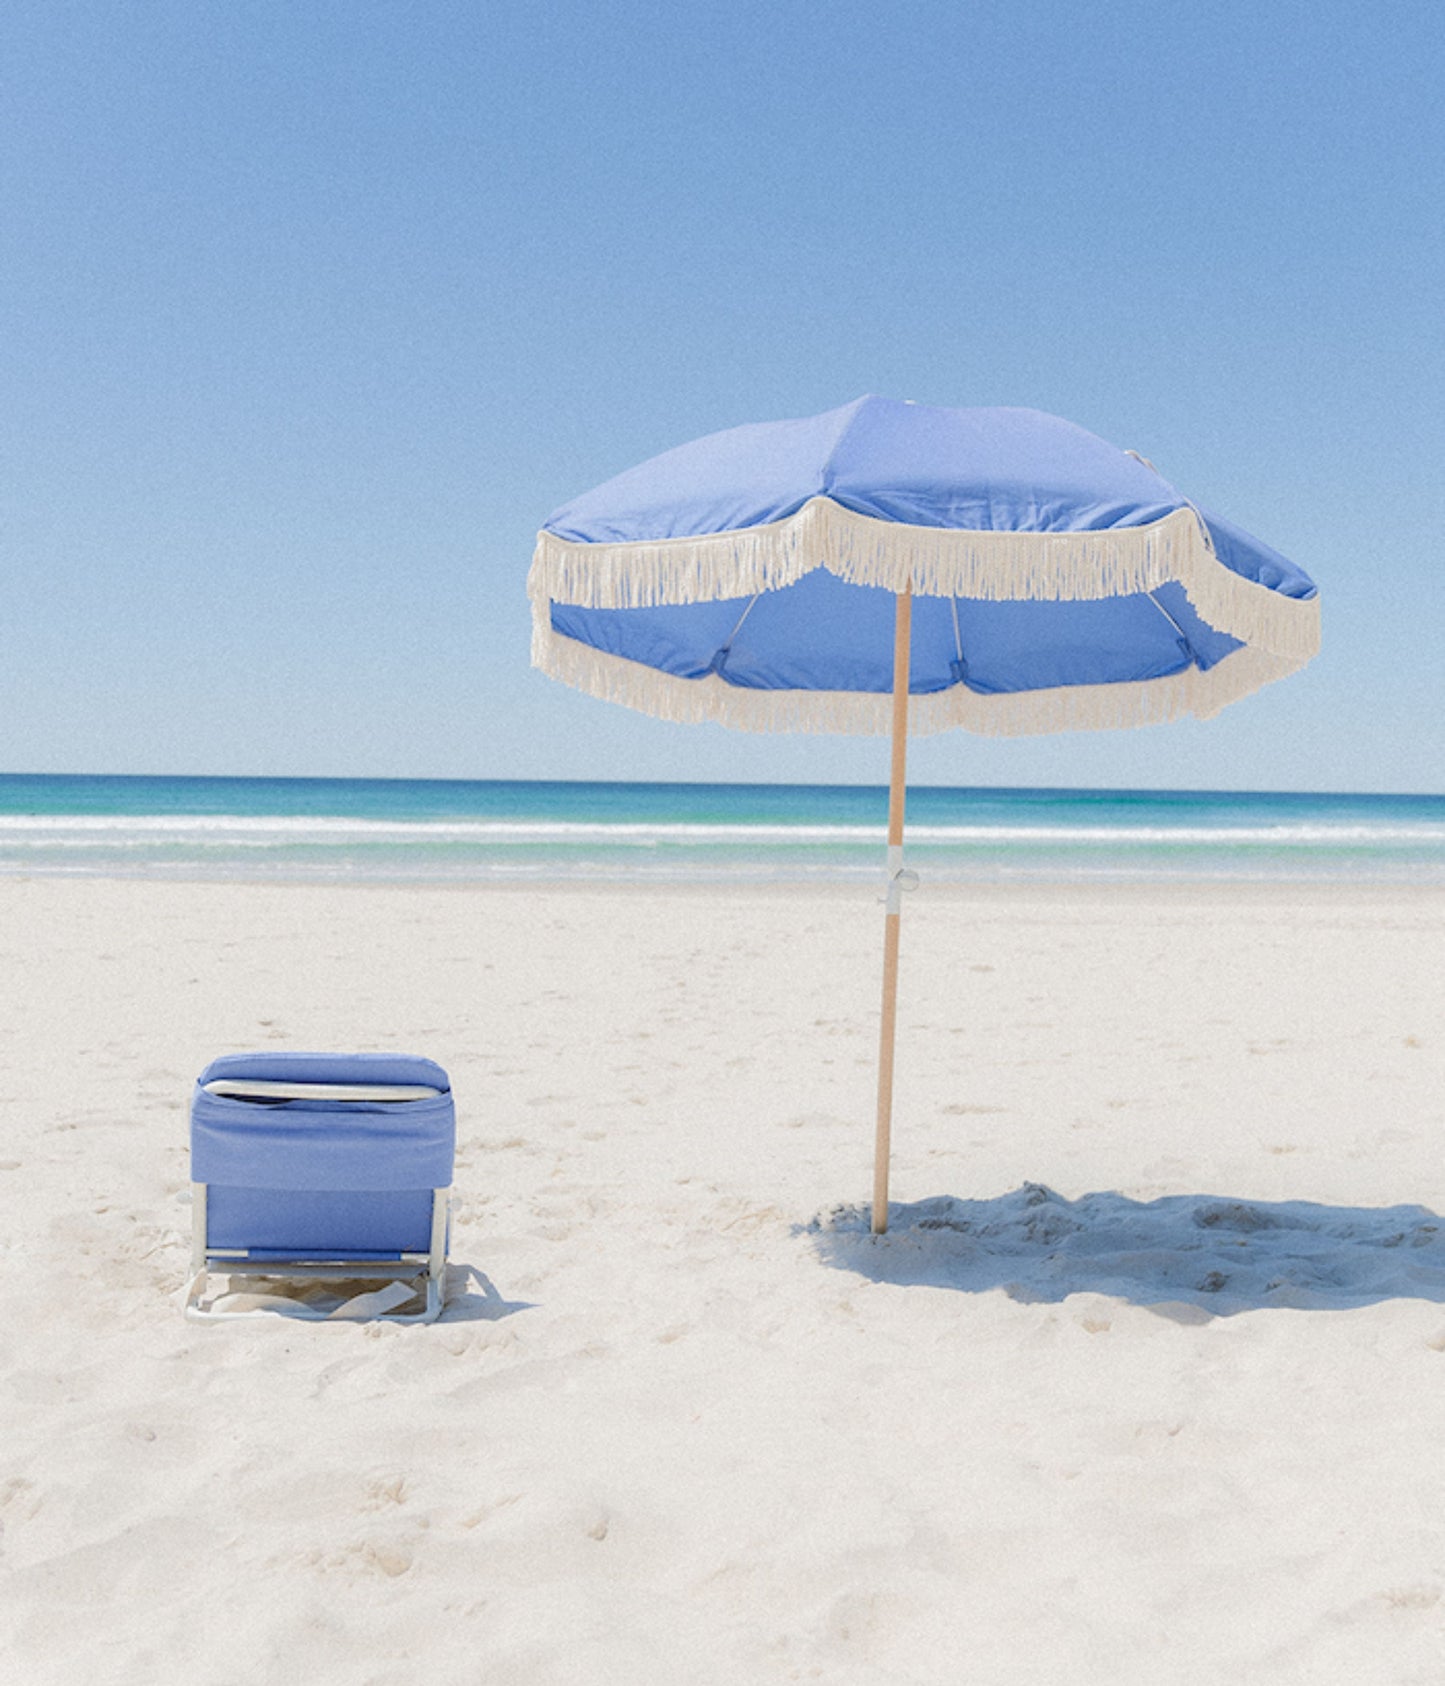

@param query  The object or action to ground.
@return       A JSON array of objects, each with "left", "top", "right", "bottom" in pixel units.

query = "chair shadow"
[
  {"left": 441, "top": 1262, "right": 536, "bottom": 1323},
  {"left": 803, "top": 1183, "right": 1445, "bottom": 1319}
]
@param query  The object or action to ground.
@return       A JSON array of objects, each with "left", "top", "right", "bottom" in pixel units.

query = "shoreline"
[{"left": 5, "top": 870, "right": 1445, "bottom": 904}]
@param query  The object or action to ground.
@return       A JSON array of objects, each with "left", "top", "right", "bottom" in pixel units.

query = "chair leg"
[
  {"left": 427, "top": 1187, "right": 450, "bottom": 1317},
  {"left": 191, "top": 1183, "right": 208, "bottom": 1274},
  {"left": 182, "top": 1266, "right": 210, "bottom": 1319}
]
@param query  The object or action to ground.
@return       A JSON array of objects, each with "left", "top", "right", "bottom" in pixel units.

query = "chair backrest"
[{"left": 191, "top": 1053, "right": 455, "bottom": 1258}]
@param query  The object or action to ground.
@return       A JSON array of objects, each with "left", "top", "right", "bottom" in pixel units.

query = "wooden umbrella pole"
[{"left": 872, "top": 584, "right": 912, "bottom": 1235}]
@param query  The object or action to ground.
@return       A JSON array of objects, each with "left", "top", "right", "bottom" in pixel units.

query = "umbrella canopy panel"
[
  {"left": 545, "top": 397, "right": 1186, "bottom": 545},
  {"left": 553, "top": 575, "right": 1242, "bottom": 694},
  {"left": 531, "top": 398, "right": 1320, "bottom": 737}
]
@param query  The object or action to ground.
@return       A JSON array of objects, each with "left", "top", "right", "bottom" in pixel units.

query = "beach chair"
[{"left": 185, "top": 1052, "right": 455, "bottom": 1323}]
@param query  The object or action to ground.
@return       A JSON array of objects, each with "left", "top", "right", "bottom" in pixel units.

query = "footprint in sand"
[{"left": 362, "top": 1474, "right": 409, "bottom": 1509}]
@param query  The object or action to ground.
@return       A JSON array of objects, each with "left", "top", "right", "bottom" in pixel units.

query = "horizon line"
[{"left": 1, "top": 771, "right": 1441, "bottom": 802}]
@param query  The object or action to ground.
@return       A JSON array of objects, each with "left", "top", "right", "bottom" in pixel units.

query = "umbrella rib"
[
  {"left": 1146, "top": 589, "right": 1200, "bottom": 668},
  {"left": 711, "top": 592, "right": 762, "bottom": 673}
]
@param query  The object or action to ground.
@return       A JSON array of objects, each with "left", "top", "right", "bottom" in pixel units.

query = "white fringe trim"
[
  {"left": 531, "top": 496, "right": 1320, "bottom": 662},
  {"left": 531, "top": 620, "right": 1308, "bottom": 738},
  {"left": 527, "top": 496, "right": 1320, "bottom": 737}
]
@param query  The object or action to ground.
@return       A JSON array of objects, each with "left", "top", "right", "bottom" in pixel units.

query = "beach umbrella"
[{"left": 528, "top": 397, "right": 1320, "bottom": 1231}]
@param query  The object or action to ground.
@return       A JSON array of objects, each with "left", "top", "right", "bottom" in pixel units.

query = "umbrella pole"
[{"left": 872, "top": 585, "right": 912, "bottom": 1235}]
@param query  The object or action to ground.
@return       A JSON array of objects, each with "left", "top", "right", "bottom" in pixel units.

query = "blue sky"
[{"left": 2, "top": 1, "right": 1440, "bottom": 792}]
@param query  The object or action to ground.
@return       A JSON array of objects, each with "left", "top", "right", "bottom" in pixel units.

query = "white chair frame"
[{"left": 184, "top": 1183, "right": 450, "bottom": 1323}]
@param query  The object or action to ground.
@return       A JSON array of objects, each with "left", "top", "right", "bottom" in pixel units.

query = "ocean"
[{"left": 1, "top": 774, "right": 1442, "bottom": 885}]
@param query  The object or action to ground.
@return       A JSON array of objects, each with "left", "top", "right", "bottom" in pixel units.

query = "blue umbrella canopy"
[{"left": 529, "top": 396, "right": 1319, "bottom": 734}]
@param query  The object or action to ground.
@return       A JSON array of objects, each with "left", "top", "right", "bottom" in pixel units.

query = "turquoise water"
[{"left": 1, "top": 774, "right": 1442, "bottom": 884}]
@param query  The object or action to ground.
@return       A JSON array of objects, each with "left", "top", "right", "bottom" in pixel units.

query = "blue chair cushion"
[{"left": 204, "top": 1186, "right": 438, "bottom": 1257}]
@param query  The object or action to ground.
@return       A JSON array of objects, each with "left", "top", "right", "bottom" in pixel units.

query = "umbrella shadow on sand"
[{"left": 804, "top": 1183, "right": 1445, "bottom": 1319}]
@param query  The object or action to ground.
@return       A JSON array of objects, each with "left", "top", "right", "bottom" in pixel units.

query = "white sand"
[{"left": 2, "top": 876, "right": 1443, "bottom": 1683}]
